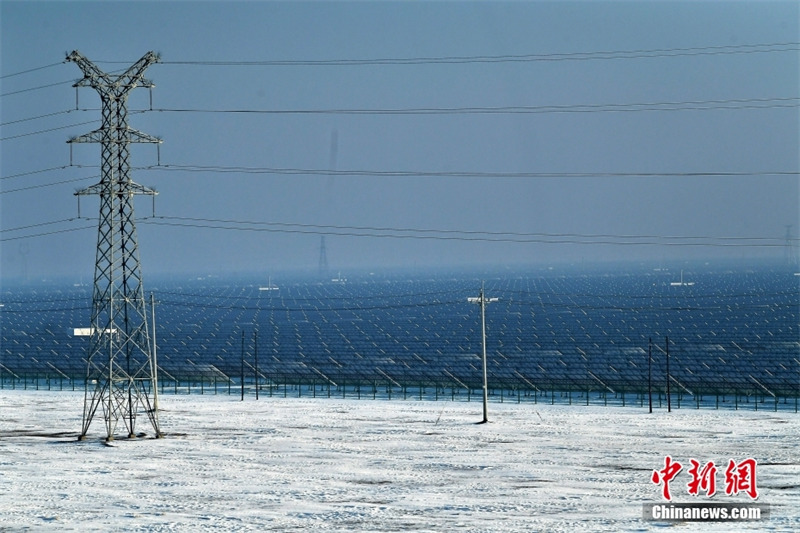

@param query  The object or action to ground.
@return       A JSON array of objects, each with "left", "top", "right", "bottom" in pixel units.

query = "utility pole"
[
  {"left": 648, "top": 337, "right": 653, "bottom": 414},
  {"left": 254, "top": 330, "right": 259, "bottom": 400},
  {"left": 666, "top": 336, "right": 671, "bottom": 413},
  {"left": 241, "top": 330, "right": 245, "bottom": 401},
  {"left": 68, "top": 50, "right": 163, "bottom": 441},
  {"left": 468, "top": 282, "right": 498, "bottom": 424}
]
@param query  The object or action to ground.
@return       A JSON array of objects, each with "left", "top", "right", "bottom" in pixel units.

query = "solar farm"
[{"left": 2, "top": 264, "right": 798, "bottom": 411}]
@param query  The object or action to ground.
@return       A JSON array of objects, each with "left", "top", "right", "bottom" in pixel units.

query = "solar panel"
[{"left": 2, "top": 266, "right": 798, "bottom": 407}]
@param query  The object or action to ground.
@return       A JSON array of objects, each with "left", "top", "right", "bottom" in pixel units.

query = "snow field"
[{"left": 1, "top": 390, "right": 798, "bottom": 531}]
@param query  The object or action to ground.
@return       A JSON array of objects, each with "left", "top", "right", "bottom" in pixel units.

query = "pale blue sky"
[{"left": 1, "top": 1, "right": 798, "bottom": 280}]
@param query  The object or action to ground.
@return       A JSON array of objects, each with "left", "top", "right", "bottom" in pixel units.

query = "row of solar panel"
[
  {"left": 3, "top": 269, "right": 798, "bottom": 396},
  {"left": 3, "top": 337, "right": 797, "bottom": 393}
]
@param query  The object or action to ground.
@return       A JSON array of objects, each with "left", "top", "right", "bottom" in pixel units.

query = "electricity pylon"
[
  {"left": 318, "top": 235, "right": 329, "bottom": 278},
  {"left": 785, "top": 225, "right": 798, "bottom": 268},
  {"left": 318, "top": 131, "right": 337, "bottom": 279},
  {"left": 67, "top": 50, "right": 162, "bottom": 441}
]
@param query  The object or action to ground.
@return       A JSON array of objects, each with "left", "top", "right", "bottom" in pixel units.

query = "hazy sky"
[{"left": 1, "top": 1, "right": 798, "bottom": 280}]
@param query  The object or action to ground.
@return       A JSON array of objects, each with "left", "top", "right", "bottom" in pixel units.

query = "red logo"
[
  {"left": 651, "top": 455, "right": 683, "bottom": 501},
  {"left": 687, "top": 459, "right": 717, "bottom": 497},
  {"left": 724, "top": 458, "right": 758, "bottom": 500},
  {"left": 652, "top": 457, "right": 758, "bottom": 501}
]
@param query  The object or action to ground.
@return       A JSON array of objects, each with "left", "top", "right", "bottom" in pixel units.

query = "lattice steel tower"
[
  {"left": 318, "top": 236, "right": 329, "bottom": 278},
  {"left": 785, "top": 225, "right": 798, "bottom": 268},
  {"left": 67, "top": 50, "right": 162, "bottom": 441}
]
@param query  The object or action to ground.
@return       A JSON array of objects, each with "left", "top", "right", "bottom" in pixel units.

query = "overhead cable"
[
  {"left": 0, "top": 109, "right": 76, "bottom": 127},
  {"left": 0, "top": 61, "right": 65, "bottom": 79},
  {"left": 0, "top": 217, "right": 83, "bottom": 234},
  {"left": 0, "top": 175, "right": 99, "bottom": 195},
  {"left": 148, "top": 97, "right": 800, "bottom": 116},
  {"left": 0, "top": 223, "right": 95, "bottom": 242},
  {"left": 151, "top": 164, "right": 798, "bottom": 179},
  {"left": 159, "top": 42, "right": 800, "bottom": 67},
  {"left": 0, "top": 79, "right": 74, "bottom": 98},
  {"left": 151, "top": 215, "right": 794, "bottom": 244},
  {"left": 2, "top": 97, "right": 795, "bottom": 142},
  {"left": 0, "top": 165, "right": 80, "bottom": 181},
  {"left": 0, "top": 119, "right": 99, "bottom": 141},
  {"left": 139, "top": 216, "right": 791, "bottom": 247}
]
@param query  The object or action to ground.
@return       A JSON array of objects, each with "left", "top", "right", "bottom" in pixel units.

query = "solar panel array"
[{"left": 2, "top": 266, "right": 798, "bottom": 405}]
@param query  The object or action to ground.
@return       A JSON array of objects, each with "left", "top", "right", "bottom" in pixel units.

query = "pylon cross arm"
[
  {"left": 67, "top": 50, "right": 159, "bottom": 95},
  {"left": 75, "top": 180, "right": 156, "bottom": 196},
  {"left": 69, "top": 128, "right": 161, "bottom": 145},
  {"left": 127, "top": 128, "right": 162, "bottom": 144},
  {"left": 67, "top": 51, "right": 112, "bottom": 88},
  {"left": 115, "top": 53, "right": 160, "bottom": 89},
  {"left": 68, "top": 130, "right": 104, "bottom": 144}
]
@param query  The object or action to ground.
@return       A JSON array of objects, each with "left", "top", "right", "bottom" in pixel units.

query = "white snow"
[{"left": 1, "top": 391, "right": 798, "bottom": 531}]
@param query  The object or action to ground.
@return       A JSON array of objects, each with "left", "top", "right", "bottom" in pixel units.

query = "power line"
[
  {"left": 0, "top": 65, "right": 133, "bottom": 99},
  {"left": 0, "top": 217, "right": 84, "bottom": 234},
  {"left": 4, "top": 162, "right": 793, "bottom": 196},
  {"left": 2, "top": 95, "right": 795, "bottom": 143},
  {"left": 0, "top": 305, "right": 94, "bottom": 314},
  {"left": 0, "top": 165, "right": 84, "bottom": 181},
  {"left": 496, "top": 286, "right": 800, "bottom": 303},
  {"left": 159, "top": 42, "right": 800, "bottom": 67},
  {"left": 0, "top": 61, "right": 65, "bottom": 79},
  {"left": 152, "top": 215, "right": 794, "bottom": 244},
  {"left": 0, "top": 79, "right": 75, "bottom": 98},
  {"left": 0, "top": 295, "right": 90, "bottom": 305},
  {"left": 0, "top": 118, "right": 100, "bottom": 141},
  {"left": 0, "top": 223, "right": 95, "bottom": 242},
  {"left": 499, "top": 298, "right": 799, "bottom": 313},
  {"left": 147, "top": 97, "right": 799, "bottom": 116},
  {"left": 8, "top": 211, "right": 795, "bottom": 247},
  {"left": 139, "top": 216, "right": 792, "bottom": 247},
  {"left": 3, "top": 41, "right": 795, "bottom": 98},
  {"left": 151, "top": 164, "right": 798, "bottom": 179},
  {"left": 0, "top": 109, "right": 77, "bottom": 127},
  {"left": 0, "top": 175, "right": 99, "bottom": 195}
]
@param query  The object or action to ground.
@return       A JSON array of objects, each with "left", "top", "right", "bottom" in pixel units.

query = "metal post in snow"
[
  {"left": 648, "top": 337, "right": 653, "bottom": 414},
  {"left": 666, "top": 336, "right": 671, "bottom": 413},
  {"left": 254, "top": 330, "right": 259, "bottom": 400},
  {"left": 240, "top": 331, "right": 245, "bottom": 402},
  {"left": 468, "top": 281, "right": 498, "bottom": 424}
]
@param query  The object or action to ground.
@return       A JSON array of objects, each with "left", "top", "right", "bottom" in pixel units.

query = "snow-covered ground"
[{"left": 1, "top": 391, "right": 798, "bottom": 532}]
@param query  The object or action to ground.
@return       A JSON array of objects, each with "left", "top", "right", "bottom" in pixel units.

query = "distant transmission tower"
[
  {"left": 318, "top": 235, "right": 329, "bottom": 277},
  {"left": 67, "top": 50, "right": 162, "bottom": 441},
  {"left": 784, "top": 225, "right": 798, "bottom": 268},
  {"left": 318, "top": 130, "right": 338, "bottom": 279}
]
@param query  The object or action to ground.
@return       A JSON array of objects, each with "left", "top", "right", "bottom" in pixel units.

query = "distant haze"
[{"left": 1, "top": 1, "right": 798, "bottom": 281}]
